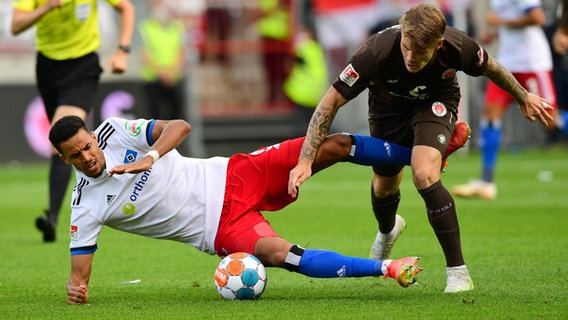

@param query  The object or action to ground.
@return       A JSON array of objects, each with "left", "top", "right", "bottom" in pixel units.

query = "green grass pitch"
[{"left": 0, "top": 146, "right": 567, "bottom": 319}]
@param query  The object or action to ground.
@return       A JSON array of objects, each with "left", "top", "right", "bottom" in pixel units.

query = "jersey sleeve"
[
  {"left": 12, "top": 0, "right": 36, "bottom": 11},
  {"left": 69, "top": 206, "right": 103, "bottom": 255},
  {"left": 105, "top": 117, "right": 157, "bottom": 149},
  {"left": 332, "top": 40, "right": 379, "bottom": 100},
  {"left": 459, "top": 36, "right": 489, "bottom": 77}
]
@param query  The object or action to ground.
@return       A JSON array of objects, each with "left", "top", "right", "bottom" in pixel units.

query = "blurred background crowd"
[{"left": 0, "top": 0, "right": 565, "bottom": 160}]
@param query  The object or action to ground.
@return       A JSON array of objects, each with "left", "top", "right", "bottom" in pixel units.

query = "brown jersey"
[{"left": 332, "top": 25, "right": 489, "bottom": 113}]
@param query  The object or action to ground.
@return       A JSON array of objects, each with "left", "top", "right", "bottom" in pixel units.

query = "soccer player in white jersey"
[
  {"left": 52, "top": 115, "right": 459, "bottom": 304},
  {"left": 453, "top": 0, "right": 568, "bottom": 200}
]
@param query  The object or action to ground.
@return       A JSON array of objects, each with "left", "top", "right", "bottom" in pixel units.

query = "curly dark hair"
[{"left": 49, "top": 115, "right": 89, "bottom": 153}]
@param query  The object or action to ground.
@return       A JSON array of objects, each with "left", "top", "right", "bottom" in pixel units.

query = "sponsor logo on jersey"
[
  {"left": 409, "top": 86, "right": 428, "bottom": 100},
  {"left": 70, "top": 225, "right": 79, "bottom": 241},
  {"left": 125, "top": 120, "right": 145, "bottom": 137},
  {"left": 106, "top": 194, "right": 116, "bottom": 205},
  {"left": 127, "top": 169, "right": 152, "bottom": 207},
  {"left": 441, "top": 69, "right": 456, "bottom": 79},
  {"left": 123, "top": 149, "right": 138, "bottom": 163},
  {"left": 476, "top": 46, "right": 485, "bottom": 67},
  {"left": 387, "top": 79, "right": 399, "bottom": 84},
  {"left": 339, "top": 64, "right": 359, "bottom": 87},
  {"left": 437, "top": 133, "right": 447, "bottom": 145},
  {"left": 431, "top": 102, "right": 447, "bottom": 117},
  {"left": 123, "top": 203, "right": 136, "bottom": 215}
]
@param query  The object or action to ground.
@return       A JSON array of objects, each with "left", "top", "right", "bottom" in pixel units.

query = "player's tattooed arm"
[
  {"left": 301, "top": 108, "right": 337, "bottom": 161},
  {"left": 482, "top": 55, "right": 527, "bottom": 102},
  {"left": 482, "top": 54, "right": 553, "bottom": 126}
]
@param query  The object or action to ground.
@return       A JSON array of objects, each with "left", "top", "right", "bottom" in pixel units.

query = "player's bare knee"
[{"left": 412, "top": 167, "right": 439, "bottom": 189}]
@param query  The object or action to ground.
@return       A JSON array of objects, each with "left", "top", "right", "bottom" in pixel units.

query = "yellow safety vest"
[
  {"left": 138, "top": 18, "right": 185, "bottom": 82},
  {"left": 256, "top": 0, "right": 289, "bottom": 40},
  {"left": 283, "top": 39, "right": 328, "bottom": 107}
]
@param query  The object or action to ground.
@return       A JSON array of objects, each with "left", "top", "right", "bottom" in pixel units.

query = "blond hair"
[{"left": 399, "top": 3, "right": 446, "bottom": 52}]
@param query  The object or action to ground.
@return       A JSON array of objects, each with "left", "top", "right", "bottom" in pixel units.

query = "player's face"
[
  {"left": 400, "top": 34, "right": 441, "bottom": 73},
  {"left": 59, "top": 129, "right": 106, "bottom": 178}
]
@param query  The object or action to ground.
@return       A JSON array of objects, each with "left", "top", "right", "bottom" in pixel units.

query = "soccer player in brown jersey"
[{"left": 288, "top": 3, "right": 553, "bottom": 293}]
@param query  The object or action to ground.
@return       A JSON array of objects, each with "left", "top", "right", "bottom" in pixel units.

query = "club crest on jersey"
[
  {"left": 123, "top": 149, "right": 138, "bottom": 163},
  {"left": 437, "top": 134, "right": 447, "bottom": 145},
  {"left": 70, "top": 225, "right": 79, "bottom": 241},
  {"left": 125, "top": 120, "right": 145, "bottom": 137},
  {"left": 432, "top": 102, "right": 447, "bottom": 117},
  {"left": 441, "top": 69, "right": 456, "bottom": 79},
  {"left": 339, "top": 64, "right": 359, "bottom": 87}
]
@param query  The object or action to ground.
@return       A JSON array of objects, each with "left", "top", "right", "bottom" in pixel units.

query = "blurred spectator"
[
  {"left": 139, "top": 0, "right": 187, "bottom": 120},
  {"left": 552, "top": 0, "right": 568, "bottom": 54},
  {"left": 452, "top": 0, "right": 563, "bottom": 200},
  {"left": 255, "top": 0, "right": 292, "bottom": 107},
  {"left": 543, "top": 0, "right": 568, "bottom": 142},
  {"left": 283, "top": 27, "right": 328, "bottom": 136},
  {"left": 201, "top": 0, "right": 232, "bottom": 64}
]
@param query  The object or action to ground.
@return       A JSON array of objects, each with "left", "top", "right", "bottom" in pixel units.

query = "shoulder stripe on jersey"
[
  {"left": 97, "top": 122, "right": 115, "bottom": 150},
  {"left": 70, "top": 244, "right": 98, "bottom": 256},
  {"left": 146, "top": 120, "right": 156, "bottom": 146},
  {"left": 72, "top": 178, "right": 89, "bottom": 206}
]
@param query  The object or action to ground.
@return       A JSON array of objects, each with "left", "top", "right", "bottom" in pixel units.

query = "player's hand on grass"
[
  {"left": 288, "top": 159, "right": 313, "bottom": 198},
  {"left": 66, "top": 282, "right": 88, "bottom": 305}
]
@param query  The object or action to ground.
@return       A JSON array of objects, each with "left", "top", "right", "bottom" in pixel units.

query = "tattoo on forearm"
[
  {"left": 484, "top": 58, "right": 527, "bottom": 102},
  {"left": 300, "top": 109, "right": 336, "bottom": 160}
]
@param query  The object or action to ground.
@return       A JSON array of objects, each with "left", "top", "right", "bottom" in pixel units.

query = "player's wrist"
[
  {"left": 145, "top": 150, "right": 160, "bottom": 163},
  {"left": 118, "top": 44, "right": 131, "bottom": 54}
]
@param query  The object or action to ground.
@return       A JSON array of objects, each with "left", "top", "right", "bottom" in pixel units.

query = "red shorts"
[
  {"left": 214, "top": 137, "right": 305, "bottom": 257},
  {"left": 485, "top": 71, "right": 557, "bottom": 109}
]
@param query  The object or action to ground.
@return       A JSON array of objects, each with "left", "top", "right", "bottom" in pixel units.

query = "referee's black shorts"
[{"left": 36, "top": 51, "right": 103, "bottom": 121}]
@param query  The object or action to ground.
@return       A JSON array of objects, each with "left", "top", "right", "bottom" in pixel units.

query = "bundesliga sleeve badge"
[{"left": 339, "top": 64, "right": 360, "bottom": 87}]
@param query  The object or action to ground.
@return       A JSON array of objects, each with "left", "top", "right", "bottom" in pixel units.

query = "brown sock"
[
  {"left": 371, "top": 185, "right": 401, "bottom": 234},
  {"left": 419, "top": 180, "right": 465, "bottom": 267}
]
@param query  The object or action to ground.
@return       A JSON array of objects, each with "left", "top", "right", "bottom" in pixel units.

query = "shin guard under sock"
[
  {"left": 418, "top": 180, "right": 464, "bottom": 267},
  {"left": 371, "top": 187, "right": 401, "bottom": 234}
]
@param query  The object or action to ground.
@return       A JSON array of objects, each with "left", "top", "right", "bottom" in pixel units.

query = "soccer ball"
[{"left": 214, "top": 252, "right": 267, "bottom": 300}]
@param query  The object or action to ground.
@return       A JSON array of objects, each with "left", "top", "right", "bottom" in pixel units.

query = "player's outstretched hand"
[
  {"left": 108, "top": 157, "right": 154, "bottom": 176},
  {"left": 518, "top": 92, "right": 554, "bottom": 126},
  {"left": 288, "top": 159, "right": 313, "bottom": 198}
]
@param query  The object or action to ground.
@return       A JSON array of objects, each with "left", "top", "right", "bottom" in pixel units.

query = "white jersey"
[
  {"left": 491, "top": 0, "right": 552, "bottom": 72},
  {"left": 69, "top": 117, "right": 229, "bottom": 255}
]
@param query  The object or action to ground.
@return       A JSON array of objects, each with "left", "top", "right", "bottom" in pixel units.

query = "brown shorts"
[{"left": 369, "top": 99, "right": 458, "bottom": 177}]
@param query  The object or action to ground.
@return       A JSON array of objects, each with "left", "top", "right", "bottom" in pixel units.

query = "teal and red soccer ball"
[{"left": 214, "top": 252, "right": 267, "bottom": 300}]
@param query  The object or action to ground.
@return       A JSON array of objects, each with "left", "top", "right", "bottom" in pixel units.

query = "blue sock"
[
  {"left": 480, "top": 120, "right": 501, "bottom": 182},
  {"left": 348, "top": 135, "right": 411, "bottom": 166},
  {"left": 297, "top": 249, "right": 383, "bottom": 278},
  {"left": 559, "top": 110, "right": 568, "bottom": 135}
]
